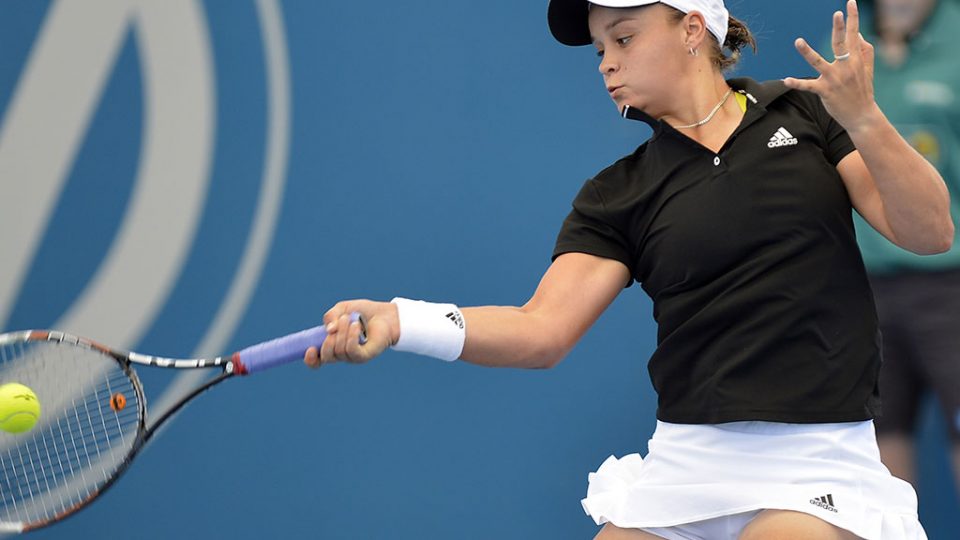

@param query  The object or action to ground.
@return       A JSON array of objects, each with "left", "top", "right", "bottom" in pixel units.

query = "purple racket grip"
[{"left": 232, "top": 312, "right": 365, "bottom": 375}]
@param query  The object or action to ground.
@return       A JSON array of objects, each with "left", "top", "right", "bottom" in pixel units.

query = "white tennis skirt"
[{"left": 581, "top": 420, "right": 926, "bottom": 540}]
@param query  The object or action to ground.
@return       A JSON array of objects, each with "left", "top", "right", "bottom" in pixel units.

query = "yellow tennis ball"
[{"left": 0, "top": 382, "right": 41, "bottom": 434}]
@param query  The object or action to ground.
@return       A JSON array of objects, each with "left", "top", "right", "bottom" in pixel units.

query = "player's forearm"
[
  {"left": 458, "top": 305, "right": 571, "bottom": 369},
  {"left": 848, "top": 106, "right": 954, "bottom": 254}
]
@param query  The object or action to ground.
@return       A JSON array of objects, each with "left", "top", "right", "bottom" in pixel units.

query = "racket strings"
[
  {"left": 1, "top": 379, "right": 139, "bottom": 485},
  {"left": 0, "top": 340, "right": 142, "bottom": 527}
]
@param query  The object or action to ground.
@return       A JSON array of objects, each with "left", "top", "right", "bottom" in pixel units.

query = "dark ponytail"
[{"left": 716, "top": 16, "right": 757, "bottom": 71}]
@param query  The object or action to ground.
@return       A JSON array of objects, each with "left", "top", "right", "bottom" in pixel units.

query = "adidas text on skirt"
[{"left": 581, "top": 420, "right": 926, "bottom": 539}]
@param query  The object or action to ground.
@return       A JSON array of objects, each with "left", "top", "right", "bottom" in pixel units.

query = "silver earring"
[{"left": 689, "top": 47, "right": 699, "bottom": 57}]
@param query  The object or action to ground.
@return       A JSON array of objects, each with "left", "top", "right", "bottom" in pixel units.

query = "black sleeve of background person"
[{"left": 553, "top": 179, "right": 635, "bottom": 285}]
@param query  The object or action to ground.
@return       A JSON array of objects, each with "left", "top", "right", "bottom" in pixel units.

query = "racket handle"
[{"left": 232, "top": 313, "right": 366, "bottom": 375}]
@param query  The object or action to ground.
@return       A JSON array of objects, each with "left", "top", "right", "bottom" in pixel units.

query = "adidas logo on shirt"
[
  {"left": 809, "top": 493, "right": 839, "bottom": 513},
  {"left": 768, "top": 127, "right": 799, "bottom": 148}
]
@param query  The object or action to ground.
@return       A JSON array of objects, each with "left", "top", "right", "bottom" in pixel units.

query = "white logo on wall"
[{"left": 0, "top": 0, "right": 290, "bottom": 407}]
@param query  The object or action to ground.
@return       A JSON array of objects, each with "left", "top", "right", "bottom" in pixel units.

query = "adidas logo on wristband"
[
  {"left": 446, "top": 311, "right": 464, "bottom": 329},
  {"left": 391, "top": 298, "right": 466, "bottom": 362}
]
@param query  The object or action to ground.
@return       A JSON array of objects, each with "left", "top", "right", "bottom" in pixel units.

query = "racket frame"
[
  {"left": 1, "top": 317, "right": 359, "bottom": 532},
  {"left": 1, "top": 330, "right": 230, "bottom": 532}
]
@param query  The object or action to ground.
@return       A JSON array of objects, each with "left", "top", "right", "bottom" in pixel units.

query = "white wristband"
[{"left": 390, "top": 297, "right": 466, "bottom": 361}]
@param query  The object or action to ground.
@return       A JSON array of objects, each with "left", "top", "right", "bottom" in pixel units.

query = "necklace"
[{"left": 674, "top": 88, "right": 734, "bottom": 129}]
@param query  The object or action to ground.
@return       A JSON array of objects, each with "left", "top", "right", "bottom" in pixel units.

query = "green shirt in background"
[{"left": 855, "top": 0, "right": 960, "bottom": 274}]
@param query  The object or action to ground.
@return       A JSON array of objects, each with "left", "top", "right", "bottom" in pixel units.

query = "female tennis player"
[{"left": 307, "top": 0, "right": 952, "bottom": 538}]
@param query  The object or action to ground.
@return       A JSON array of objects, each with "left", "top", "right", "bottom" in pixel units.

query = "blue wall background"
[{"left": 0, "top": 0, "right": 956, "bottom": 538}]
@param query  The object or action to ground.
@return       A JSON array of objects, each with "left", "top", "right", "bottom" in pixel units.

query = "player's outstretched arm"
[
  {"left": 307, "top": 252, "right": 629, "bottom": 369},
  {"left": 458, "top": 253, "right": 629, "bottom": 369}
]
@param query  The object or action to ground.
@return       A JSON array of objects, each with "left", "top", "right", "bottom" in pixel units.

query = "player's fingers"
[
  {"left": 794, "top": 38, "right": 829, "bottom": 74},
  {"left": 323, "top": 302, "right": 359, "bottom": 340},
  {"left": 831, "top": 10, "right": 846, "bottom": 58},
  {"left": 344, "top": 320, "right": 367, "bottom": 363},
  {"left": 319, "top": 325, "right": 337, "bottom": 365},
  {"left": 782, "top": 77, "right": 818, "bottom": 93},
  {"left": 333, "top": 312, "right": 353, "bottom": 358},
  {"left": 304, "top": 346, "right": 320, "bottom": 368},
  {"left": 322, "top": 304, "right": 342, "bottom": 326},
  {"left": 845, "top": 0, "right": 860, "bottom": 50},
  {"left": 860, "top": 33, "right": 875, "bottom": 79},
  {"left": 323, "top": 300, "right": 359, "bottom": 327}
]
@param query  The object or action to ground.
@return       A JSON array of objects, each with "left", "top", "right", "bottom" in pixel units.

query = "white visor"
[{"left": 548, "top": 0, "right": 729, "bottom": 47}]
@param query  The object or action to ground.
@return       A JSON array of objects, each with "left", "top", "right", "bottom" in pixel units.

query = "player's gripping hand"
[{"left": 303, "top": 300, "right": 399, "bottom": 367}]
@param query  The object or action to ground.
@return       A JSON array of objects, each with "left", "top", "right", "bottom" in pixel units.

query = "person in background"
[{"left": 855, "top": 0, "right": 960, "bottom": 491}]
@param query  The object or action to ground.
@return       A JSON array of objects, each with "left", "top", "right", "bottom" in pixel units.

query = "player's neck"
[
  {"left": 663, "top": 74, "right": 735, "bottom": 129},
  {"left": 664, "top": 74, "right": 743, "bottom": 152}
]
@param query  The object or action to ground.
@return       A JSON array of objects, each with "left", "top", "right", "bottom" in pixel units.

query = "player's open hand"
[
  {"left": 304, "top": 299, "right": 399, "bottom": 367},
  {"left": 783, "top": 0, "right": 880, "bottom": 134}
]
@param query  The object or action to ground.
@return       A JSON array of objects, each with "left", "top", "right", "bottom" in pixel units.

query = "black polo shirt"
[{"left": 554, "top": 78, "right": 882, "bottom": 424}]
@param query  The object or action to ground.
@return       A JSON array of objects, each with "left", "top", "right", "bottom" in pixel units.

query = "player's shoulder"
[
  {"left": 730, "top": 77, "right": 810, "bottom": 108},
  {"left": 732, "top": 77, "right": 825, "bottom": 123},
  {"left": 601, "top": 137, "right": 653, "bottom": 173},
  {"left": 588, "top": 142, "right": 651, "bottom": 190}
]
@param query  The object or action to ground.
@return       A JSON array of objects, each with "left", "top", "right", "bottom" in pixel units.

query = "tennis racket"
[{"left": 0, "top": 314, "right": 365, "bottom": 533}]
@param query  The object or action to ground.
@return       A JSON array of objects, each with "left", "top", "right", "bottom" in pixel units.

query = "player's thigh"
[
  {"left": 738, "top": 510, "right": 861, "bottom": 540},
  {"left": 594, "top": 524, "right": 667, "bottom": 540}
]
